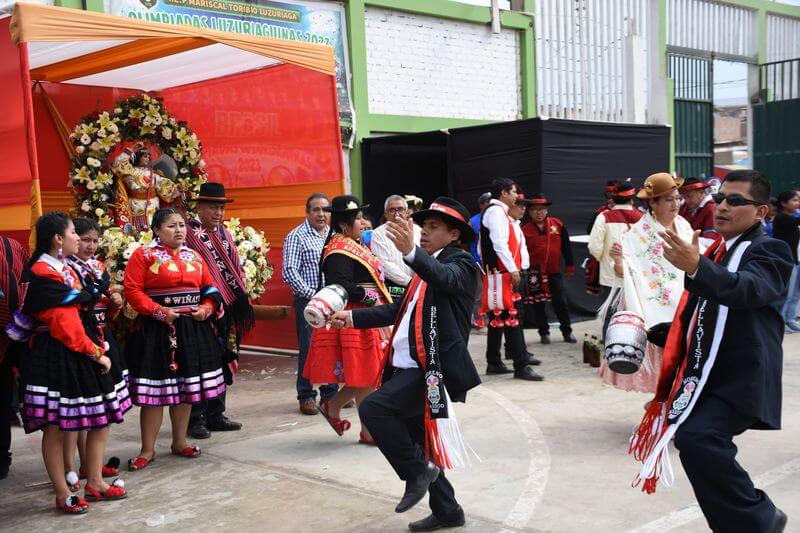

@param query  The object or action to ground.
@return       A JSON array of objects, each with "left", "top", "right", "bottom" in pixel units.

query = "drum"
[
  {"left": 604, "top": 311, "right": 647, "bottom": 374},
  {"left": 304, "top": 284, "right": 349, "bottom": 328}
]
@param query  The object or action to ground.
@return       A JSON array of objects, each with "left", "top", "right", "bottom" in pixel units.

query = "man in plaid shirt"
[{"left": 283, "top": 193, "right": 339, "bottom": 415}]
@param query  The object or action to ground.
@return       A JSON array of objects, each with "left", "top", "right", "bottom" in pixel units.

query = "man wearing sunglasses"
[{"left": 636, "top": 170, "right": 792, "bottom": 532}]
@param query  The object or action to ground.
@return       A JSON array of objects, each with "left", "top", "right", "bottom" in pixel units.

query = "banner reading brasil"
[{"left": 104, "top": 0, "right": 355, "bottom": 147}]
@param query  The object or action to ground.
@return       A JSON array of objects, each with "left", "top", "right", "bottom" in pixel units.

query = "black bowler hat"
[
  {"left": 195, "top": 182, "right": 233, "bottom": 203},
  {"left": 411, "top": 196, "right": 474, "bottom": 243},
  {"left": 323, "top": 195, "right": 369, "bottom": 213},
  {"left": 613, "top": 183, "right": 636, "bottom": 198},
  {"left": 680, "top": 177, "right": 709, "bottom": 192}
]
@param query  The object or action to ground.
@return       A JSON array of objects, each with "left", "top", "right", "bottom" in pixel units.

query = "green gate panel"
[
  {"left": 675, "top": 100, "right": 713, "bottom": 179},
  {"left": 754, "top": 99, "right": 800, "bottom": 192}
]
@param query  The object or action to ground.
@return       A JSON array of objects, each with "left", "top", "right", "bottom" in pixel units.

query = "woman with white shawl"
[{"left": 600, "top": 173, "right": 695, "bottom": 393}]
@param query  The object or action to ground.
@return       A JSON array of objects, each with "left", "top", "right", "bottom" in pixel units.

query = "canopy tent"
[{"left": 0, "top": 2, "right": 347, "bottom": 350}]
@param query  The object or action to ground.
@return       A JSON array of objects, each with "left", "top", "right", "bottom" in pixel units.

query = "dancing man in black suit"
[
  {"left": 632, "top": 170, "right": 791, "bottom": 532},
  {"left": 330, "top": 197, "right": 481, "bottom": 532}
]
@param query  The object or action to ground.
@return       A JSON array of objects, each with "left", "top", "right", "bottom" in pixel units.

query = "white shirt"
[
  {"left": 480, "top": 199, "right": 518, "bottom": 273},
  {"left": 370, "top": 222, "right": 421, "bottom": 286},
  {"left": 388, "top": 248, "right": 443, "bottom": 369},
  {"left": 588, "top": 204, "right": 636, "bottom": 287},
  {"left": 513, "top": 219, "right": 530, "bottom": 270},
  {"left": 688, "top": 234, "right": 740, "bottom": 279}
]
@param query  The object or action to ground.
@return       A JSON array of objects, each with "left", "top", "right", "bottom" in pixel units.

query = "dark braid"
[
  {"left": 30, "top": 211, "right": 71, "bottom": 266},
  {"left": 151, "top": 207, "right": 183, "bottom": 231}
]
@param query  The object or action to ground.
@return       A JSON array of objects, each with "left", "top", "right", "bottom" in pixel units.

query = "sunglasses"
[{"left": 712, "top": 193, "right": 763, "bottom": 207}]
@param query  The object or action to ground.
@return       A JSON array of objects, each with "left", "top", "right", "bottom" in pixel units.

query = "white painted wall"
[{"left": 364, "top": 7, "right": 522, "bottom": 123}]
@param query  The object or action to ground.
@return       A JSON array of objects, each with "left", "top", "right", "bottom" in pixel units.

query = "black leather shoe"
[
  {"left": 206, "top": 415, "right": 242, "bottom": 432},
  {"left": 540, "top": 334, "right": 551, "bottom": 345},
  {"left": 188, "top": 421, "right": 211, "bottom": 439},
  {"left": 408, "top": 507, "right": 466, "bottom": 531},
  {"left": 523, "top": 352, "right": 541, "bottom": 366},
  {"left": 772, "top": 508, "right": 788, "bottom": 533},
  {"left": 514, "top": 366, "right": 544, "bottom": 381},
  {"left": 0, "top": 461, "right": 9, "bottom": 480},
  {"left": 486, "top": 362, "right": 513, "bottom": 375},
  {"left": 563, "top": 332, "right": 577, "bottom": 343},
  {"left": 395, "top": 463, "right": 441, "bottom": 513}
]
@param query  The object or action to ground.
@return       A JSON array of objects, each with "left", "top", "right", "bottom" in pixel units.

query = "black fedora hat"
[
  {"left": 195, "top": 182, "right": 233, "bottom": 203},
  {"left": 324, "top": 194, "right": 369, "bottom": 213},
  {"left": 411, "top": 196, "right": 474, "bottom": 243}
]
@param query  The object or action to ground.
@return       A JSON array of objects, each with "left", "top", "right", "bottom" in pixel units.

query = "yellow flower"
[
  {"left": 140, "top": 125, "right": 156, "bottom": 135},
  {"left": 72, "top": 166, "right": 91, "bottom": 183},
  {"left": 100, "top": 135, "right": 116, "bottom": 151},
  {"left": 99, "top": 215, "right": 112, "bottom": 227},
  {"left": 96, "top": 172, "right": 113, "bottom": 187},
  {"left": 129, "top": 108, "right": 144, "bottom": 119},
  {"left": 97, "top": 112, "right": 113, "bottom": 129},
  {"left": 171, "top": 145, "right": 187, "bottom": 161},
  {"left": 76, "top": 122, "right": 97, "bottom": 136}
]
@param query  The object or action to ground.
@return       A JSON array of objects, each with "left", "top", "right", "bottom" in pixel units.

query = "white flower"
[
  {"left": 87, "top": 157, "right": 101, "bottom": 168},
  {"left": 114, "top": 107, "right": 122, "bottom": 114},
  {"left": 90, "top": 141, "right": 102, "bottom": 152},
  {"left": 96, "top": 128, "right": 107, "bottom": 138},
  {"left": 81, "top": 200, "right": 91, "bottom": 212},
  {"left": 76, "top": 146, "right": 85, "bottom": 154},
  {"left": 101, "top": 194, "right": 109, "bottom": 201},
  {"left": 95, "top": 208, "right": 104, "bottom": 217},
  {"left": 107, "top": 123, "right": 119, "bottom": 134},
  {"left": 80, "top": 134, "right": 91, "bottom": 145},
  {"left": 161, "top": 127, "right": 172, "bottom": 140},
  {"left": 86, "top": 180, "right": 96, "bottom": 190}
]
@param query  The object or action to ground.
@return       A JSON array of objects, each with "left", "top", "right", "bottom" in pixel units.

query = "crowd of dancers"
[{"left": 0, "top": 170, "right": 796, "bottom": 531}]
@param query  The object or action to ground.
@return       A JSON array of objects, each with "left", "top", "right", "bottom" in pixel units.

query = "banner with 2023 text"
[{"left": 103, "top": 0, "right": 355, "bottom": 148}]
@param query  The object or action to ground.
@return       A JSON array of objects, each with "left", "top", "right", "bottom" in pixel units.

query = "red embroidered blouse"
[
  {"left": 124, "top": 243, "right": 219, "bottom": 317},
  {"left": 30, "top": 257, "right": 103, "bottom": 357}
]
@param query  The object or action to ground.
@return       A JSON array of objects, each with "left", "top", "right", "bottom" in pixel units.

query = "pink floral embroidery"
[{"left": 333, "top": 361, "right": 345, "bottom": 381}]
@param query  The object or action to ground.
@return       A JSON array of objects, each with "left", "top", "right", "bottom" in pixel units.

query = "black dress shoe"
[
  {"left": 772, "top": 508, "right": 788, "bottom": 533},
  {"left": 409, "top": 507, "right": 466, "bottom": 531},
  {"left": 188, "top": 421, "right": 211, "bottom": 439},
  {"left": 486, "top": 362, "right": 513, "bottom": 375},
  {"left": 0, "top": 461, "right": 9, "bottom": 480},
  {"left": 562, "top": 332, "right": 577, "bottom": 343},
  {"left": 206, "top": 415, "right": 243, "bottom": 432},
  {"left": 395, "top": 463, "right": 441, "bottom": 513},
  {"left": 540, "top": 334, "right": 551, "bottom": 345},
  {"left": 523, "top": 352, "right": 541, "bottom": 366},
  {"left": 514, "top": 366, "right": 544, "bottom": 381}
]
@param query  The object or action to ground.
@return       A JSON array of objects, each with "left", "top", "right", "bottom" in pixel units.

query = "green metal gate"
[
  {"left": 753, "top": 58, "right": 800, "bottom": 192},
  {"left": 669, "top": 54, "right": 714, "bottom": 179}
]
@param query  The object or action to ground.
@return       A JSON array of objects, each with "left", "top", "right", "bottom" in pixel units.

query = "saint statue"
[{"left": 112, "top": 142, "right": 180, "bottom": 233}]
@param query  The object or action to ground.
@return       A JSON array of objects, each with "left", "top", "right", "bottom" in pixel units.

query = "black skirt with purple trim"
[
  {"left": 18, "top": 331, "right": 132, "bottom": 434},
  {"left": 124, "top": 315, "right": 226, "bottom": 407}
]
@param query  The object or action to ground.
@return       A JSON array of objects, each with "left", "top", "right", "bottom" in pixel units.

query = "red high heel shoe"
[
  {"left": 358, "top": 432, "right": 376, "bottom": 446},
  {"left": 84, "top": 479, "right": 127, "bottom": 502},
  {"left": 318, "top": 400, "right": 351, "bottom": 436},
  {"left": 55, "top": 495, "right": 89, "bottom": 514}
]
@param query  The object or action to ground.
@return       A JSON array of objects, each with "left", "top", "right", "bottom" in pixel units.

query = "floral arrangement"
[
  {"left": 224, "top": 218, "right": 274, "bottom": 300},
  {"left": 69, "top": 93, "right": 207, "bottom": 231},
  {"left": 99, "top": 227, "right": 154, "bottom": 285}
]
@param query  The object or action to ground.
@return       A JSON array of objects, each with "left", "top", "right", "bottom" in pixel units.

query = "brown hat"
[{"left": 637, "top": 173, "right": 684, "bottom": 200}]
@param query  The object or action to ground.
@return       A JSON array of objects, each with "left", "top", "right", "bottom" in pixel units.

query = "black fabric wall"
[
  {"left": 362, "top": 132, "right": 448, "bottom": 223},
  {"left": 361, "top": 118, "right": 670, "bottom": 322}
]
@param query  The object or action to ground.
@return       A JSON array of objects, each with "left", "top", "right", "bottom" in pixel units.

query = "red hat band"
[
  {"left": 680, "top": 182, "right": 708, "bottom": 191},
  {"left": 529, "top": 198, "right": 549, "bottom": 205},
  {"left": 615, "top": 188, "right": 635, "bottom": 198},
  {"left": 429, "top": 202, "right": 467, "bottom": 224}
]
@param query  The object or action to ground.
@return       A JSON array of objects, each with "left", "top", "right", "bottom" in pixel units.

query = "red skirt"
[{"left": 303, "top": 304, "right": 387, "bottom": 388}]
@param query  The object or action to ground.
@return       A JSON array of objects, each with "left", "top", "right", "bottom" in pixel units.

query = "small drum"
[
  {"left": 604, "top": 311, "right": 647, "bottom": 374},
  {"left": 304, "top": 284, "right": 349, "bottom": 328}
]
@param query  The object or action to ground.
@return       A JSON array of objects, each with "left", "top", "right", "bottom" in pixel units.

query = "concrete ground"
[{"left": 1, "top": 319, "right": 798, "bottom": 532}]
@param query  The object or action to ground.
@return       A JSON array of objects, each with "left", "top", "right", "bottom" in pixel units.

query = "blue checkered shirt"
[{"left": 282, "top": 219, "right": 328, "bottom": 300}]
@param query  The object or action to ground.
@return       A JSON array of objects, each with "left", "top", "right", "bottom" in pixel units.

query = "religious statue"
[{"left": 112, "top": 142, "right": 181, "bottom": 233}]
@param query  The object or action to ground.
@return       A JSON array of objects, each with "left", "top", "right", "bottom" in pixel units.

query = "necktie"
[{"left": 713, "top": 242, "right": 727, "bottom": 264}]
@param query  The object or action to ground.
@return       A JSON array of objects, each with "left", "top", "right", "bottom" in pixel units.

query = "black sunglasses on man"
[{"left": 712, "top": 192, "right": 764, "bottom": 207}]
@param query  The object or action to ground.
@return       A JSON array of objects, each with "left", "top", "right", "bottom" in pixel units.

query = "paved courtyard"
[{"left": 1, "top": 319, "right": 798, "bottom": 532}]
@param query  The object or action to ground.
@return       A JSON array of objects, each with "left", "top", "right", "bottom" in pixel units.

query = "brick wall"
[{"left": 364, "top": 7, "right": 522, "bottom": 123}]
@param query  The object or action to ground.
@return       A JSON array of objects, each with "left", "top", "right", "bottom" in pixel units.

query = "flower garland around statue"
[{"left": 69, "top": 93, "right": 207, "bottom": 232}]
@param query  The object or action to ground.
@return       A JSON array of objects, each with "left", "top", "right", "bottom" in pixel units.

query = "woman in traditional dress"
[
  {"left": 62, "top": 217, "right": 126, "bottom": 490},
  {"left": 599, "top": 173, "right": 694, "bottom": 393},
  {"left": 303, "top": 195, "right": 392, "bottom": 444},
  {"left": 124, "top": 208, "right": 225, "bottom": 470},
  {"left": 18, "top": 212, "right": 131, "bottom": 514}
]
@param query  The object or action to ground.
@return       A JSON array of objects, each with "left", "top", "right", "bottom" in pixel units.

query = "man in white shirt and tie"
[{"left": 329, "top": 197, "right": 481, "bottom": 532}]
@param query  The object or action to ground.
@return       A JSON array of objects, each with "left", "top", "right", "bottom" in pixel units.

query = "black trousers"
[
  {"left": 674, "top": 394, "right": 777, "bottom": 532},
  {"left": 190, "top": 364, "right": 231, "bottom": 424},
  {"left": 0, "top": 356, "right": 13, "bottom": 468},
  {"left": 359, "top": 368, "right": 459, "bottom": 518},
  {"left": 532, "top": 273, "right": 572, "bottom": 337}
]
